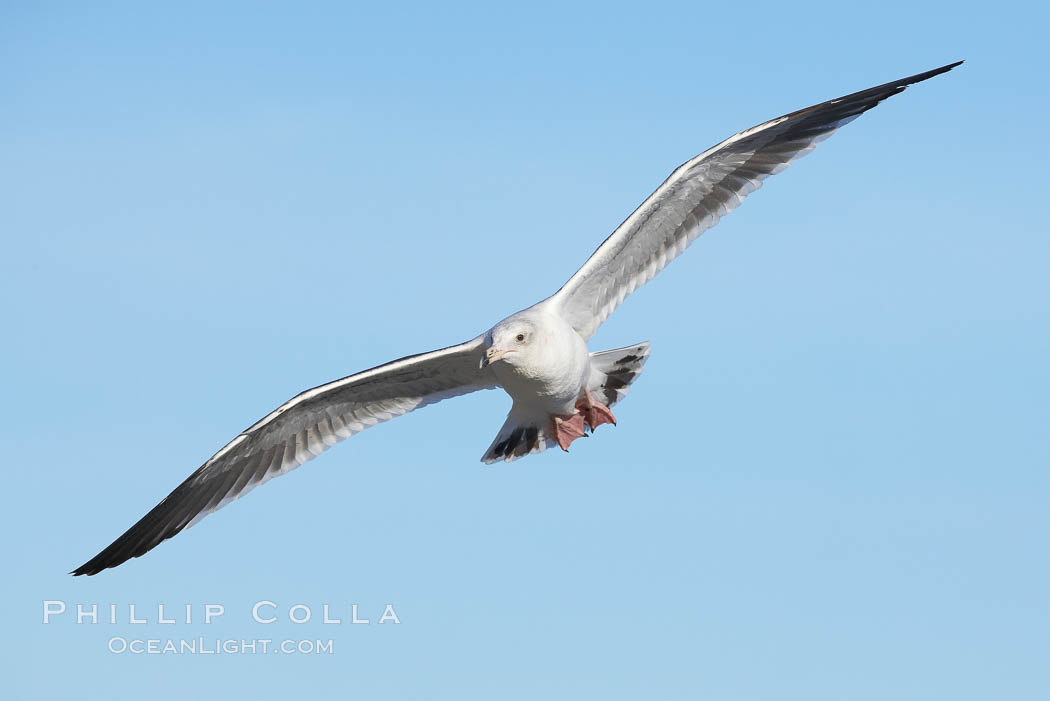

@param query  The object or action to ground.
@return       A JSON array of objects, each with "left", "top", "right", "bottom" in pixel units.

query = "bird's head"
[{"left": 480, "top": 317, "right": 540, "bottom": 369}]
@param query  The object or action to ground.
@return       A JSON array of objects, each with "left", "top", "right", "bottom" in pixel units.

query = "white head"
[{"left": 480, "top": 315, "right": 542, "bottom": 370}]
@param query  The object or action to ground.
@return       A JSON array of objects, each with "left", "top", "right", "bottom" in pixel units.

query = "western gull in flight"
[{"left": 73, "top": 61, "right": 961, "bottom": 575}]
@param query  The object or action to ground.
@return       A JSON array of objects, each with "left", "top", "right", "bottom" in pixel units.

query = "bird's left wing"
[
  {"left": 542, "top": 61, "right": 962, "bottom": 340},
  {"left": 72, "top": 338, "right": 496, "bottom": 575}
]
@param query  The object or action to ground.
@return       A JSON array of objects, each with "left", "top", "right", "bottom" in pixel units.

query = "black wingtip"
[
  {"left": 913, "top": 60, "right": 964, "bottom": 81},
  {"left": 71, "top": 535, "right": 141, "bottom": 577},
  {"left": 71, "top": 556, "right": 108, "bottom": 577},
  {"left": 890, "top": 60, "right": 964, "bottom": 92},
  {"left": 851, "top": 59, "right": 964, "bottom": 100}
]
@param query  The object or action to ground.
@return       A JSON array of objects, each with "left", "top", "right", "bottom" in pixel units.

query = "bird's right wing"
[
  {"left": 542, "top": 61, "right": 962, "bottom": 340},
  {"left": 73, "top": 337, "right": 497, "bottom": 576}
]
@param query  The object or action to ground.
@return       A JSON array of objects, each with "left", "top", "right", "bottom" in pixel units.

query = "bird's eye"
[{"left": 516, "top": 333, "right": 525, "bottom": 342}]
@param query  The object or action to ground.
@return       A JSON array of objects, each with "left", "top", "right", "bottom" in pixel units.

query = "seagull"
[{"left": 73, "top": 61, "right": 961, "bottom": 576}]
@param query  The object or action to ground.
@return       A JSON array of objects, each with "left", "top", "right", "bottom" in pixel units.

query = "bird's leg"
[
  {"left": 576, "top": 388, "right": 616, "bottom": 431},
  {"left": 551, "top": 412, "right": 587, "bottom": 451},
  {"left": 550, "top": 390, "right": 616, "bottom": 452}
]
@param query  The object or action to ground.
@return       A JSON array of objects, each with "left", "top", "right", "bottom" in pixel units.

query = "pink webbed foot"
[
  {"left": 576, "top": 388, "right": 616, "bottom": 431},
  {"left": 551, "top": 412, "right": 587, "bottom": 451}
]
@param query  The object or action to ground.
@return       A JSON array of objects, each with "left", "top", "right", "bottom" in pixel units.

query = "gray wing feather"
[
  {"left": 544, "top": 62, "right": 961, "bottom": 340},
  {"left": 73, "top": 338, "right": 495, "bottom": 575}
]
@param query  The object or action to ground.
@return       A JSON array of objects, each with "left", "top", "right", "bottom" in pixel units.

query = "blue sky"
[{"left": 4, "top": 1, "right": 1048, "bottom": 699}]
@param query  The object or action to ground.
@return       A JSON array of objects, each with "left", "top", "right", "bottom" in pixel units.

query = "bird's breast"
[{"left": 495, "top": 330, "right": 589, "bottom": 414}]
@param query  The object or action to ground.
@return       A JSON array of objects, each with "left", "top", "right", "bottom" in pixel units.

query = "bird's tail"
[
  {"left": 586, "top": 341, "right": 651, "bottom": 408},
  {"left": 480, "top": 341, "right": 651, "bottom": 464},
  {"left": 480, "top": 406, "right": 555, "bottom": 464}
]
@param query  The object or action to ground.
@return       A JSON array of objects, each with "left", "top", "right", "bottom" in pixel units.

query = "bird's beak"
[{"left": 480, "top": 347, "right": 512, "bottom": 369}]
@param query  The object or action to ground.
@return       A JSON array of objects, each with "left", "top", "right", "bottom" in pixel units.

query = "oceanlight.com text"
[{"left": 107, "top": 637, "right": 335, "bottom": 655}]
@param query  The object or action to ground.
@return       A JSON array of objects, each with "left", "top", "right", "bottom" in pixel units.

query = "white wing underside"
[
  {"left": 541, "top": 62, "right": 962, "bottom": 340},
  {"left": 73, "top": 338, "right": 496, "bottom": 575}
]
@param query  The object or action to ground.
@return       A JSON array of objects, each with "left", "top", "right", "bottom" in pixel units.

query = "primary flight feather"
[{"left": 73, "top": 61, "right": 961, "bottom": 575}]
